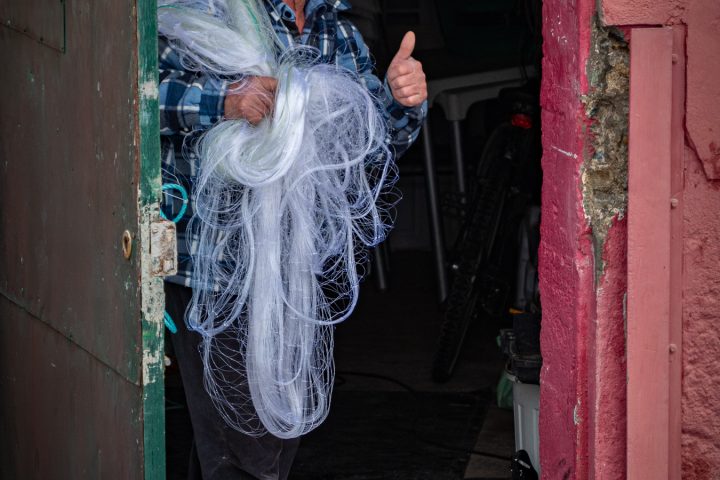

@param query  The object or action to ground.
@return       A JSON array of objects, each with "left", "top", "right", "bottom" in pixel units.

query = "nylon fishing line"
[{"left": 158, "top": 0, "right": 397, "bottom": 439}]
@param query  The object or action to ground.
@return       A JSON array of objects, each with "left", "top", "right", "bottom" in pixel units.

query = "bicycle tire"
[{"left": 432, "top": 125, "right": 516, "bottom": 383}]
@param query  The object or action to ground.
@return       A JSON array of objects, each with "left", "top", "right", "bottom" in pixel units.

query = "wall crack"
[{"left": 582, "top": 18, "right": 629, "bottom": 276}]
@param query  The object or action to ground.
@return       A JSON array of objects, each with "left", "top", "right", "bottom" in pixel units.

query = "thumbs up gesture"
[{"left": 387, "top": 31, "right": 427, "bottom": 107}]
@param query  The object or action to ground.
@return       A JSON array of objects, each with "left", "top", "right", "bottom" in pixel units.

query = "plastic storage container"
[{"left": 512, "top": 379, "right": 541, "bottom": 475}]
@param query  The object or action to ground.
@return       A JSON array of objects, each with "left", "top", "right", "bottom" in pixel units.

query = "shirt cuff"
[{"left": 199, "top": 78, "right": 229, "bottom": 127}]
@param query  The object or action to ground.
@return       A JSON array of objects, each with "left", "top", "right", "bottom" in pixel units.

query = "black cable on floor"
[
  {"left": 336, "top": 370, "right": 513, "bottom": 462},
  {"left": 337, "top": 370, "right": 419, "bottom": 398}
]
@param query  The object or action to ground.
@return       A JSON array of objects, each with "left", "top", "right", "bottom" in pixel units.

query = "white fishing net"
[{"left": 158, "top": 0, "right": 398, "bottom": 439}]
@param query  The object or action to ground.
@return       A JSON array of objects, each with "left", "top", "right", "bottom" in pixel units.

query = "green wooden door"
[{"left": 0, "top": 0, "right": 165, "bottom": 478}]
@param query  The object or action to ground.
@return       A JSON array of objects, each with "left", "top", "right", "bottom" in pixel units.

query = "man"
[{"left": 159, "top": 0, "right": 428, "bottom": 478}]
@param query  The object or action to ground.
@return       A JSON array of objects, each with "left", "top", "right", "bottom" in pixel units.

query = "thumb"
[{"left": 393, "top": 31, "right": 416, "bottom": 62}]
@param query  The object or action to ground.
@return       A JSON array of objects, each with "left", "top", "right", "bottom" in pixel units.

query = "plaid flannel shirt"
[{"left": 160, "top": 0, "right": 427, "bottom": 286}]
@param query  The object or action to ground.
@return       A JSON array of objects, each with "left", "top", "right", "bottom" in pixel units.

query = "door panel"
[
  {"left": 0, "top": 0, "right": 66, "bottom": 53},
  {"left": 0, "top": 310, "right": 143, "bottom": 478},
  {"left": 0, "top": 0, "right": 164, "bottom": 478},
  {"left": 1, "top": 0, "right": 140, "bottom": 381}
]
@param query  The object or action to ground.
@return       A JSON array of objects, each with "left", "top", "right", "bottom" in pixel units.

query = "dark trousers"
[{"left": 165, "top": 282, "right": 300, "bottom": 480}]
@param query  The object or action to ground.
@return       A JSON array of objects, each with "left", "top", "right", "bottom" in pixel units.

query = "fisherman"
[{"left": 160, "top": 1, "right": 428, "bottom": 478}]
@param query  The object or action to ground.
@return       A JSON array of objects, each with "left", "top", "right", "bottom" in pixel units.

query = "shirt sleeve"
[
  {"left": 158, "top": 35, "right": 229, "bottom": 135},
  {"left": 335, "top": 20, "right": 427, "bottom": 159}
]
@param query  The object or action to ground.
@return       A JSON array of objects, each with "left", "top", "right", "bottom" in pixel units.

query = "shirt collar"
[{"left": 266, "top": 0, "right": 351, "bottom": 23}]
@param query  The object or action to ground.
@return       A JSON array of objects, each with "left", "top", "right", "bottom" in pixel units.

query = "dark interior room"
[{"left": 166, "top": 0, "right": 543, "bottom": 478}]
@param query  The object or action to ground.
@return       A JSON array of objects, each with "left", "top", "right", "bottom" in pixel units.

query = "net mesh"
[{"left": 158, "top": 0, "right": 398, "bottom": 439}]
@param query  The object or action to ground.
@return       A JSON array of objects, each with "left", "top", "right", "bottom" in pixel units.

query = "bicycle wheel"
[{"left": 432, "top": 125, "right": 515, "bottom": 383}]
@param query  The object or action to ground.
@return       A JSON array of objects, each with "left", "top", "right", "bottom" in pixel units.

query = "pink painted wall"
[
  {"left": 540, "top": 0, "right": 630, "bottom": 474},
  {"left": 600, "top": 0, "right": 720, "bottom": 179},
  {"left": 541, "top": 0, "right": 720, "bottom": 477},
  {"left": 588, "top": 218, "right": 627, "bottom": 480},
  {"left": 681, "top": 148, "right": 720, "bottom": 477},
  {"left": 538, "top": 0, "right": 594, "bottom": 477},
  {"left": 600, "top": 0, "right": 720, "bottom": 476}
]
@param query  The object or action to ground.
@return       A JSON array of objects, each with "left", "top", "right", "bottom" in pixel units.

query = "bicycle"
[{"left": 432, "top": 87, "right": 541, "bottom": 383}]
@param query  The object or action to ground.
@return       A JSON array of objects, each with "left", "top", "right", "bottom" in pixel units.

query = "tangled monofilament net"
[{"left": 158, "top": 0, "right": 398, "bottom": 439}]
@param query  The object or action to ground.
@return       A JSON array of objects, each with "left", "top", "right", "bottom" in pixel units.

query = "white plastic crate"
[{"left": 513, "top": 380, "right": 541, "bottom": 474}]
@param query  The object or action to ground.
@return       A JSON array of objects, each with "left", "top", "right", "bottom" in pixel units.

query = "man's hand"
[
  {"left": 224, "top": 76, "right": 278, "bottom": 125},
  {"left": 387, "top": 32, "right": 427, "bottom": 108}
]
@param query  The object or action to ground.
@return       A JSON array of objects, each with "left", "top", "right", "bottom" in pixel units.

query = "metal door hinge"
[{"left": 150, "top": 220, "right": 178, "bottom": 277}]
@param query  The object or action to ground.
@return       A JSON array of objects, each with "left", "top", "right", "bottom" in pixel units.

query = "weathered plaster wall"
[
  {"left": 582, "top": 24, "right": 628, "bottom": 264},
  {"left": 598, "top": 0, "right": 720, "bottom": 476},
  {"left": 580, "top": 19, "right": 630, "bottom": 480},
  {"left": 540, "top": 0, "right": 634, "bottom": 475},
  {"left": 684, "top": 0, "right": 720, "bottom": 179},
  {"left": 543, "top": 0, "right": 719, "bottom": 476},
  {"left": 539, "top": 0, "right": 594, "bottom": 477},
  {"left": 584, "top": 23, "right": 630, "bottom": 480},
  {"left": 682, "top": 149, "right": 720, "bottom": 477},
  {"left": 600, "top": 0, "right": 720, "bottom": 179},
  {"left": 589, "top": 218, "right": 627, "bottom": 480}
]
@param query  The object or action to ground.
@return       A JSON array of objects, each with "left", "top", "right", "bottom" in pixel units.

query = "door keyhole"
[{"left": 122, "top": 230, "right": 133, "bottom": 260}]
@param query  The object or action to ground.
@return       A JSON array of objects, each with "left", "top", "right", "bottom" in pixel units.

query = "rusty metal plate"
[
  {"left": 150, "top": 220, "right": 178, "bottom": 277},
  {"left": 0, "top": 0, "right": 65, "bottom": 52}
]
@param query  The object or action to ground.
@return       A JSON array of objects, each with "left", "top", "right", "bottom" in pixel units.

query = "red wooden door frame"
[{"left": 627, "top": 26, "right": 685, "bottom": 479}]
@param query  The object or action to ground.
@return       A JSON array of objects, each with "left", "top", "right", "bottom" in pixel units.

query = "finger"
[
  {"left": 396, "top": 96, "right": 413, "bottom": 107},
  {"left": 247, "top": 109, "right": 272, "bottom": 125},
  {"left": 244, "top": 103, "right": 269, "bottom": 125},
  {"left": 387, "top": 61, "right": 416, "bottom": 83},
  {"left": 392, "top": 31, "right": 416, "bottom": 63},
  {"left": 246, "top": 112, "right": 262, "bottom": 125},
  {"left": 245, "top": 111, "right": 261, "bottom": 125},
  {"left": 258, "top": 76, "right": 278, "bottom": 94},
  {"left": 394, "top": 85, "right": 421, "bottom": 99},
  {"left": 397, "top": 85, "right": 427, "bottom": 102},
  {"left": 395, "top": 81, "right": 427, "bottom": 99},
  {"left": 408, "top": 94, "right": 425, "bottom": 106},
  {"left": 391, "top": 72, "right": 425, "bottom": 90},
  {"left": 253, "top": 91, "right": 274, "bottom": 112},
  {"left": 250, "top": 98, "right": 272, "bottom": 118},
  {"left": 398, "top": 93, "right": 425, "bottom": 107}
]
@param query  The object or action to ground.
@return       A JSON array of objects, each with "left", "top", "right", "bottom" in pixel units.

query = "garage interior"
[
  {"left": 165, "top": 0, "right": 544, "bottom": 478},
  {"left": 2, "top": 0, "right": 718, "bottom": 476}
]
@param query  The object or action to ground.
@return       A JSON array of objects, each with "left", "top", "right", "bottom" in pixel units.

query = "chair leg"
[
  {"left": 422, "top": 118, "right": 448, "bottom": 302},
  {"left": 451, "top": 120, "right": 467, "bottom": 198},
  {"left": 372, "top": 245, "right": 389, "bottom": 292}
]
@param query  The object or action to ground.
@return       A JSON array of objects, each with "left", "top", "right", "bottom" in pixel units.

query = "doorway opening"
[{"left": 164, "top": 0, "right": 544, "bottom": 478}]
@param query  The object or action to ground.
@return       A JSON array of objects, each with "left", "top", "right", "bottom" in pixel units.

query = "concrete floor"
[
  {"left": 464, "top": 408, "right": 515, "bottom": 479},
  {"left": 329, "top": 249, "right": 515, "bottom": 479}
]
